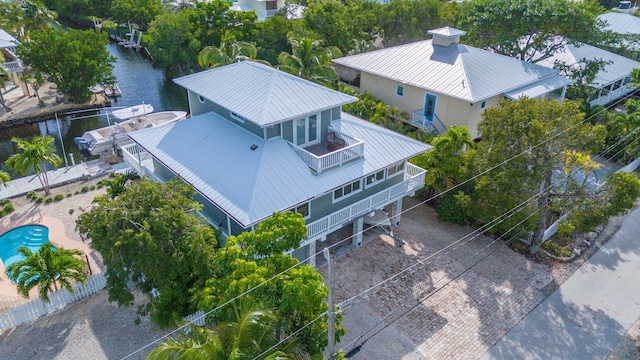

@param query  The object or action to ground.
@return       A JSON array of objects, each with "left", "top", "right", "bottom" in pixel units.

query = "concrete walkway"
[
  {"left": 0, "top": 160, "right": 113, "bottom": 199},
  {"left": 481, "top": 205, "right": 640, "bottom": 360}
]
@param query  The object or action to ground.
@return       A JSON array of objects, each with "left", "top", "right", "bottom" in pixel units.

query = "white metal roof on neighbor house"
[
  {"left": 333, "top": 38, "right": 563, "bottom": 103},
  {"left": 535, "top": 42, "right": 640, "bottom": 87},
  {"left": 504, "top": 75, "right": 571, "bottom": 100},
  {"left": 129, "top": 111, "right": 431, "bottom": 227},
  {"left": 173, "top": 61, "right": 357, "bottom": 127},
  {"left": 598, "top": 12, "right": 640, "bottom": 35},
  {"left": 0, "top": 29, "right": 19, "bottom": 49}
]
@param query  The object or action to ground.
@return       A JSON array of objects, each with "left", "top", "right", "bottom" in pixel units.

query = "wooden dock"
[{"left": 0, "top": 160, "right": 114, "bottom": 199}]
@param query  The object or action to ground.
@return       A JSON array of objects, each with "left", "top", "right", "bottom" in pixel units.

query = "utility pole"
[{"left": 323, "top": 247, "right": 335, "bottom": 359}]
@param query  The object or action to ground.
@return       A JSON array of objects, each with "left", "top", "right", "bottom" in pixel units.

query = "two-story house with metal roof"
[
  {"left": 121, "top": 61, "right": 430, "bottom": 266},
  {"left": 333, "top": 27, "right": 571, "bottom": 139}
]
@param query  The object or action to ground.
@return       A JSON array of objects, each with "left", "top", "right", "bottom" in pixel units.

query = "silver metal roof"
[
  {"left": 535, "top": 42, "right": 640, "bottom": 87},
  {"left": 173, "top": 61, "right": 357, "bottom": 127},
  {"left": 129, "top": 111, "right": 431, "bottom": 227},
  {"left": 598, "top": 12, "right": 640, "bottom": 35},
  {"left": 0, "top": 29, "right": 19, "bottom": 49},
  {"left": 333, "top": 39, "right": 563, "bottom": 103},
  {"left": 504, "top": 75, "right": 571, "bottom": 100}
]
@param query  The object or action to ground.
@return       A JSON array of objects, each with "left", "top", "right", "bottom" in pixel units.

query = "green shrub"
[
  {"left": 3, "top": 203, "right": 14, "bottom": 214},
  {"left": 90, "top": 185, "right": 96, "bottom": 191},
  {"left": 35, "top": 197, "right": 44, "bottom": 203},
  {"left": 436, "top": 191, "right": 471, "bottom": 225},
  {"left": 74, "top": 191, "right": 80, "bottom": 195},
  {"left": 542, "top": 240, "right": 572, "bottom": 258},
  {"left": 0, "top": 209, "right": 6, "bottom": 218},
  {"left": 69, "top": 209, "right": 74, "bottom": 215},
  {"left": 97, "top": 183, "right": 104, "bottom": 189},
  {"left": 26, "top": 191, "right": 36, "bottom": 200},
  {"left": 44, "top": 197, "right": 54, "bottom": 204},
  {"left": 558, "top": 221, "right": 575, "bottom": 239},
  {"left": 81, "top": 186, "right": 89, "bottom": 193},
  {"left": 54, "top": 194, "right": 65, "bottom": 201},
  {"left": 0, "top": 198, "right": 10, "bottom": 206},
  {"left": 66, "top": 193, "right": 72, "bottom": 198}
]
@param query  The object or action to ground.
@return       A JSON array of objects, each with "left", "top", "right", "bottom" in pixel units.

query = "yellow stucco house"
[{"left": 333, "top": 27, "right": 571, "bottom": 139}]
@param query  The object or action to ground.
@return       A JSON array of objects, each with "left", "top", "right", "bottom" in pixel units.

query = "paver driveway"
[{"left": 319, "top": 197, "right": 554, "bottom": 359}]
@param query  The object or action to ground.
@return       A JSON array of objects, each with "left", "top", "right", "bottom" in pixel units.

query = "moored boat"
[{"left": 74, "top": 104, "right": 187, "bottom": 157}]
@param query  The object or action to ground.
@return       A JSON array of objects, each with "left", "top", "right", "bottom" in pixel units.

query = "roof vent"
[
  {"left": 428, "top": 26, "right": 466, "bottom": 47},
  {"left": 250, "top": 144, "right": 258, "bottom": 151}
]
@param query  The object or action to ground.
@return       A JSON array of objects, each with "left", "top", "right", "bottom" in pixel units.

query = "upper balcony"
[{"left": 289, "top": 129, "right": 364, "bottom": 174}]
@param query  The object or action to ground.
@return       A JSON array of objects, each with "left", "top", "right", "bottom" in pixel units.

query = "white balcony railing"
[
  {"left": 306, "top": 163, "right": 426, "bottom": 239},
  {"left": 289, "top": 131, "right": 364, "bottom": 174},
  {"left": 0, "top": 60, "right": 23, "bottom": 74},
  {"left": 122, "top": 143, "right": 153, "bottom": 176}
]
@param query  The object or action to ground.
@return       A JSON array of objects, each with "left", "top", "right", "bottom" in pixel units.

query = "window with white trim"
[
  {"left": 365, "top": 170, "right": 385, "bottom": 188},
  {"left": 292, "top": 202, "right": 310, "bottom": 219},
  {"left": 198, "top": 94, "right": 206, "bottom": 103},
  {"left": 333, "top": 180, "right": 362, "bottom": 202},
  {"left": 387, "top": 161, "right": 405, "bottom": 178},
  {"left": 396, "top": 85, "right": 404, "bottom": 97},
  {"left": 230, "top": 111, "right": 245, "bottom": 123}
]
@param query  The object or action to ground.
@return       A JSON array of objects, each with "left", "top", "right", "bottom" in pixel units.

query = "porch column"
[
  {"left": 391, "top": 198, "right": 403, "bottom": 227},
  {"left": 352, "top": 217, "right": 363, "bottom": 247},
  {"left": 309, "top": 240, "right": 316, "bottom": 268}
]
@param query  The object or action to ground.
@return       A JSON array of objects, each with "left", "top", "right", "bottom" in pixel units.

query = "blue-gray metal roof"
[
  {"left": 173, "top": 61, "right": 358, "bottom": 126},
  {"left": 129, "top": 111, "right": 431, "bottom": 227},
  {"left": 333, "top": 39, "right": 564, "bottom": 103},
  {"left": 535, "top": 42, "right": 640, "bottom": 87}
]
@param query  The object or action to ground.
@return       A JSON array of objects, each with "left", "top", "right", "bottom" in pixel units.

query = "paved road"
[{"left": 481, "top": 206, "right": 640, "bottom": 360}]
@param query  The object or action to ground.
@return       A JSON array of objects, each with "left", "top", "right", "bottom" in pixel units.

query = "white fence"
[{"left": 0, "top": 273, "right": 106, "bottom": 333}]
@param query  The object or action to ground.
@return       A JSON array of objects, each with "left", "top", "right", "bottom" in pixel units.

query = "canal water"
[{"left": 0, "top": 43, "right": 189, "bottom": 173}]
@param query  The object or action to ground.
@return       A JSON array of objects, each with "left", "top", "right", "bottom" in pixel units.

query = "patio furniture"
[{"left": 327, "top": 132, "right": 346, "bottom": 151}]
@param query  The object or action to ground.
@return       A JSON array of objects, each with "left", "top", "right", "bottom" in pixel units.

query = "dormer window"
[{"left": 198, "top": 94, "right": 206, "bottom": 103}]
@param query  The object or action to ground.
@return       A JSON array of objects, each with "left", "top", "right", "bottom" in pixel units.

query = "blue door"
[{"left": 424, "top": 94, "right": 437, "bottom": 122}]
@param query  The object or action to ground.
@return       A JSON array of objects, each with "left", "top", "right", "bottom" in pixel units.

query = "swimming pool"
[{"left": 0, "top": 225, "right": 50, "bottom": 282}]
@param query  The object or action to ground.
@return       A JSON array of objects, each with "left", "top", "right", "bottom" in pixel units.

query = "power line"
[
  {"left": 121, "top": 94, "right": 637, "bottom": 358},
  {"left": 340, "top": 209, "right": 542, "bottom": 358}
]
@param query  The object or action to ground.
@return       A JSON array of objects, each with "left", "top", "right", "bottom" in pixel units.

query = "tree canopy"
[
  {"left": 460, "top": 0, "right": 605, "bottom": 63},
  {"left": 461, "top": 98, "right": 629, "bottom": 254},
  {"left": 147, "top": 10, "right": 201, "bottom": 76},
  {"left": 199, "top": 212, "right": 341, "bottom": 357},
  {"left": 110, "top": 0, "right": 163, "bottom": 31},
  {"left": 17, "top": 27, "right": 115, "bottom": 103},
  {"left": 76, "top": 178, "right": 219, "bottom": 326}
]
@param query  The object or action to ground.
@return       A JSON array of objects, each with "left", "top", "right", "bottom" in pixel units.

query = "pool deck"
[
  {"left": 0, "top": 217, "right": 95, "bottom": 297},
  {"left": 0, "top": 177, "right": 108, "bottom": 306}
]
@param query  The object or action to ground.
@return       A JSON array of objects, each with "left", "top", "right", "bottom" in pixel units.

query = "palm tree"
[
  {"left": 147, "top": 301, "right": 298, "bottom": 360},
  {"left": 6, "top": 135, "right": 62, "bottom": 195},
  {"left": 277, "top": 37, "right": 342, "bottom": 84},
  {"left": 6, "top": 242, "right": 87, "bottom": 301},
  {"left": 412, "top": 126, "right": 473, "bottom": 194},
  {"left": 198, "top": 31, "right": 270, "bottom": 69}
]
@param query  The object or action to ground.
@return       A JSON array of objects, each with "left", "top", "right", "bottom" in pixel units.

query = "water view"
[{"left": 0, "top": 43, "right": 189, "bottom": 173}]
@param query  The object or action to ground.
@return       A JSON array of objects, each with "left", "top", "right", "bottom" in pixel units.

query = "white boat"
[{"left": 74, "top": 105, "right": 187, "bottom": 156}]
